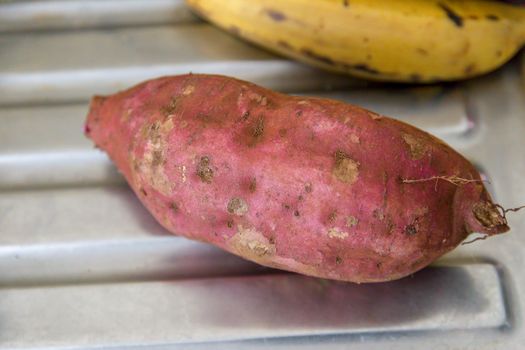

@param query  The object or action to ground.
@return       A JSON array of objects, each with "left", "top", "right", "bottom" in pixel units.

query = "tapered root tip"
[{"left": 472, "top": 201, "right": 510, "bottom": 235}]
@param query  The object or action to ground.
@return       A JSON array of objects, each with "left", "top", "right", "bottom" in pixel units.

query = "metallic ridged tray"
[{"left": 1, "top": 1, "right": 524, "bottom": 349}]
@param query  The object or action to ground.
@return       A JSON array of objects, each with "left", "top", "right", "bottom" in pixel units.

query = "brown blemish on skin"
[
  {"left": 253, "top": 117, "right": 265, "bottom": 138},
  {"left": 136, "top": 120, "right": 174, "bottom": 195},
  {"left": 342, "top": 0, "right": 349, "bottom": 7},
  {"left": 346, "top": 216, "right": 358, "bottom": 227},
  {"left": 196, "top": 156, "right": 214, "bottom": 183},
  {"left": 229, "top": 225, "right": 275, "bottom": 258},
  {"left": 305, "top": 182, "right": 313, "bottom": 193},
  {"left": 405, "top": 224, "right": 418, "bottom": 236},
  {"left": 373, "top": 208, "right": 385, "bottom": 221},
  {"left": 301, "top": 48, "right": 335, "bottom": 65},
  {"left": 266, "top": 8, "right": 287, "bottom": 21},
  {"left": 417, "top": 48, "right": 428, "bottom": 55},
  {"left": 248, "top": 92, "right": 268, "bottom": 106},
  {"left": 438, "top": 3, "right": 464, "bottom": 27},
  {"left": 335, "top": 256, "right": 343, "bottom": 264},
  {"left": 249, "top": 177, "right": 257, "bottom": 193},
  {"left": 328, "top": 227, "right": 349, "bottom": 239},
  {"left": 328, "top": 211, "right": 338, "bottom": 223},
  {"left": 402, "top": 133, "right": 427, "bottom": 160},
  {"left": 227, "top": 197, "right": 249, "bottom": 216},
  {"left": 277, "top": 40, "right": 291, "bottom": 49},
  {"left": 486, "top": 14, "right": 499, "bottom": 21},
  {"left": 278, "top": 128, "right": 287, "bottom": 137},
  {"left": 151, "top": 150, "right": 163, "bottom": 167},
  {"left": 227, "top": 220, "right": 234, "bottom": 228},
  {"left": 161, "top": 97, "right": 179, "bottom": 116},
  {"left": 120, "top": 108, "right": 133, "bottom": 123},
  {"left": 350, "top": 64, "right": 380, "bottom": 75},
  {"left": 182, "top": 85, "right": 195, "bottom": 96},
  {"left": 333, "top": 150, "right": 360, "bottom": 184},
  {"left": 240, "top": 111, "right": 250, "bottom": 121},
  {"left": 170, "top": 202, "right": 179, "bottom": 213},
  {"left": 464, "top": 63, "right": 476, "bottom": 75},
  {"left": 473, "top": 201, "right": 506, "bottom": 228},
  {"left": 294, "top": 210, "right": 300, "bottom": 217}
]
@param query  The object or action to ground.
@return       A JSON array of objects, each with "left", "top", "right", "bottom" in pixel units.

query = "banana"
[{"left": 185, "top": 0, "right": 525, "bottom": 82}]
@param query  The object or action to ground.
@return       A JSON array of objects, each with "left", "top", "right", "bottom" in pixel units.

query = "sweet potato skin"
[{"left": 86, "top": 74, "right": 508, "bottom": 283}]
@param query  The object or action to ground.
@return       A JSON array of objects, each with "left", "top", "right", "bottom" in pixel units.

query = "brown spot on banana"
[
  {"left": 265, "top": 8, "right": 287, "bottom": 22},
  {"left": 438, "top": 3, "right": 464, "bottom": 27}
]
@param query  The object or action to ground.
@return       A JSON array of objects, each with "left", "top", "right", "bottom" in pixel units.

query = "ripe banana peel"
[{"left": 186, "top": 0, "right": 525, "bottom": 82}]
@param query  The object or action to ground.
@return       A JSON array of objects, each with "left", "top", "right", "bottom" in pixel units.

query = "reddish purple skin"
[{"left": 86, "top": 74, "right": 508, "bottom": 283}]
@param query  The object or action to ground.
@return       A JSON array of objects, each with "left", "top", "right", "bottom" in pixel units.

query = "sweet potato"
[{"left": 85, "top": 74, "right": 509, "bottom": 283}]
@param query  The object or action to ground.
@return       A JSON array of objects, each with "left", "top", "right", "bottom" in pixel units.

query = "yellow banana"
[{"left": 185, "top": 0, "right": 525, "bottom": 82}]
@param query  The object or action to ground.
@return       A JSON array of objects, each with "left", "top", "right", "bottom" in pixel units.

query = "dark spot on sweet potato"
[
  {"left": 346, "top": 216, "right": 358, "bottom": 227},
  {"left": 170, "top": 202, "right": 179, "bottom": 213},
  {"left": 84, "top": 124, "right": 91, "bottom": 135},
  {"left": 298, "top": 195, "right": 304, "bottom": 201},
  {"left": 228, "top": 197, "right": 249, "bottom": 216},
  {"left": 227, "top": 219, "right": 234, "bottom": 228},
  {"left": 240, "top": 111, "right": 250, "bottom": 121},
  {"left": 249, "top": 177, "right": 257, "bottom": 192},
  {"left": 296, "top": 110, "right": 303, "bottom": 117},
  {"left": 376, "top": 262, "right": 382, "bottom": 269},
  {"left": 269, "top": 236, "right": 276, "bottom": 244},
  {"left": 438, "top": 3, "right": 464, "bottom": 27},
  {"left": 151, "top": 150, "right": 163, "bottom": 167},
  {"left": 301, "top": 48, "right": 335, "bottom": 65},
  {"left": 278, "top": 128, "right": 288, "bottom": 137},
  {"left": 417, "top": 48, "right": 429, "bottom": 55},
  {"left": 253, "top": 117, "right": 265, "bottom": 138},
  {"left": 373, "top": 208, "right": 385, "bottom": 221},
  {"left": 294, "top": 210, "right": 300, "bottom": 217},
  {"left": 160, "top": 97, "right": 179, "bottom": 116},
  {"left": 305, "top": 182, "right": 313, "bottom": 193},
  {"left": 342, "top": 0, "right": 349, "bottom": 7},
  {"left": 468, "top": 15, "right": 479, "bottom": 20},
  {"left": 328, "top": 211, "right": 338, "bottom": 223},
  {"left": 277, "top": 40, "right": 291, "bottom": 49},
  {"left": 197, "top": 156, "right": 214, "bottom": 183},
  {"left": 486, "top": 14, "right": 499, "bottom": 21},
  {"left": 336, "top": 256, "right": 343, "bottom": 264},
  {"left": 405, "top": 224, "right": 418, "bottom": 236},
  {"left": 140, "top": 188, "right": 148, "bottom": 196},
  {"left": 283, "top": 204, "right": 291, "bottom": 210},
  {"left": 402, "top": 133, "right": 427, "bottom": 160},
  {"left": 333, "top": 150, "right": 360, "bottom": 184},
  {"left": 266, "top": 8, "right": 287, "bottom": 21}
]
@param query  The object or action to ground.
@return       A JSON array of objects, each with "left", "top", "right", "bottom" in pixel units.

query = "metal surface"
[{"left": 1, "top": 1, "right": 525, "bottom": 349}]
